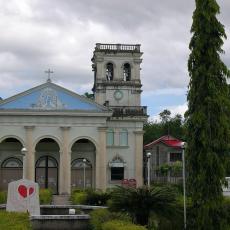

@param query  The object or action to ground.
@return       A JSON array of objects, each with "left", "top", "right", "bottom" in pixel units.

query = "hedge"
[
  {"left": 90, "top": 208, "right": 131, "bottom": 230},
  {"left": 39, "top": 188, "right": 52, "bottom": 204},
  {"left": 71, "top": 189, "right": 111, "bottom": 205},
  {"left": 71, "top": 191, "right": 87, "bottom": 204},
  {"left": 102, "top": 220, "right": 147, "bottom": 230},
  {"left": 0, "top": 211, "right": 32, "bottom": 230}
]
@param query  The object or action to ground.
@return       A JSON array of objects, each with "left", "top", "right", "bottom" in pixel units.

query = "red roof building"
[{"left": 144, "top": 135, "right": 183, "bottom": 184}]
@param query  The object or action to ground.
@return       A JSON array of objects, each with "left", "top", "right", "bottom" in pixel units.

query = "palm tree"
[{"left": 109, "top": 186, "right": 180, "bottom": 226}]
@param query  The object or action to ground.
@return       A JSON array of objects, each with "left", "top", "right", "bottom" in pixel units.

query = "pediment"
[{"left": 0, "top": 82, "right": 107, "bottom": 112}]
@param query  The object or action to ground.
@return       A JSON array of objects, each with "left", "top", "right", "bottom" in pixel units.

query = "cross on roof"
[{"left": 45, "top": 69, "right": 54, "bottom": 83}]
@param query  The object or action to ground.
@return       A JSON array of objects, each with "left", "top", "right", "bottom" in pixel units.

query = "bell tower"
[{"left": 92, "top": 43, "right": 143, "bottom": 107}]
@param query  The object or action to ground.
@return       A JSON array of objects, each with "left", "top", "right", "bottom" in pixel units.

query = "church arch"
[
  {"left": 0, "top": 135, "right": 25, "bottom": 147},
  {"left": 71, "top": 138, "right": 96, "bottom": 189},
  {"left": 35, "top": 137, "right": 60, "bottom": 194},
  {"left": 33, "top": 135, "right": 62, "bottom": 152},
  {"left": 0, "top": 138, "right": 24, "bottom": 190},
  {"left": 69, "top": 136, "right": 98, "bottom": 151}
]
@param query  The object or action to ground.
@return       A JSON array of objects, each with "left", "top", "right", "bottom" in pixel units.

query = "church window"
[
  {"left": 107, "top": 128, "right": 114, "bottom": 146},
  {"left": 123, "top": 63, "right": 131, "bottom": 81},
  {"left": 1, "top": 158, "right": 22, "bottom": 168},
  {"left": 106, "top": 63, "right": 114, "bottom": 81},
  {"left": 111, "top": 167, "right": 124, "bottom": 180},
  {"left": 119, "top": 129, "right": 128, "bottom": 146},
  {"left": 109, "top": 155, "right": 125, "bottom": 181}
]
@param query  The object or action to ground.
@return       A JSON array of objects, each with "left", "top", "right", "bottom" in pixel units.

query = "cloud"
[
  {"left": 0, "top": 0, "right": 229, "bottom": 117},
  {"left": 149, "top": 103, "right": 188, "bottom": 122}
]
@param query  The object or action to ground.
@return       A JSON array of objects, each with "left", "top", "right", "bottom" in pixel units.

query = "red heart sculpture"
[
  {"left": 18, "top": 185, "right": 34, "bottom": 198},
  {"left": 29, "top": 187, "right": 34, "bottom": 195}
]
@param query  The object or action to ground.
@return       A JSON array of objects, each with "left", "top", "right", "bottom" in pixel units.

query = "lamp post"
[
  {"left": 146, "top": 152, "right": 152, "bottom": 187},
  {"left": 181, "top": 142, "right": 187, "bottom": 230},
  {"left": 83, "top": 158, "right": 87, "bottom": 190},
  {"left": 21, "top": 147, "right": 27, "bottom": 179}
]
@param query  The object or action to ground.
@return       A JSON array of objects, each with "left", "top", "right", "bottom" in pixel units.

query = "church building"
[{"left": 0, "top": 43, "right": 147, "bottom": 194}]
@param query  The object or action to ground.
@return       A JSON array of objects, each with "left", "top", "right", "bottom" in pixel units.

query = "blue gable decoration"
[{"left": 0, "top": 82, "right": 107, "bottom": 112}]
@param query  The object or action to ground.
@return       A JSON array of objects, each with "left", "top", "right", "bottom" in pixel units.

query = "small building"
[{"left": 144, "top": 135, "right": 183, "bottom": 184}]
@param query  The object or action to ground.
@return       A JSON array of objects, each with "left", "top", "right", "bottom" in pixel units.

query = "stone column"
[
  {"left": 134, "top": 130, "right": 144, "bottom": 187},
  {"left": 59, "top": 127, "right": 71, "bottom": 194},
  {"left": 96, "top": 127, "right": 107, "bottom": 190},
  {"left": 24, "top": 126, "right": 35, "bottom": 181}
]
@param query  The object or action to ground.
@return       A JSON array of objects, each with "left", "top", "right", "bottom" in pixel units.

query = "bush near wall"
[
  {"left": 71, "top": 190, "right": 87, "bottom": 204},
  {"left": 0, "top": 191, "right": 7, "bottom": 204},
  {"left": 39, "top": 189, "right": 52, "bottom": 204},
  {"left": 90, "top": 208, "right": 131, "bottom": 230},
  {"left": 85, "top": 189, "right": 111, "bottom": 206},
  {"left": 102, "top": 220, "right": 147, "bottom": 230},
  {"left": 71, "top": 189, "right": 111, "bottom": 205},
  {"left": 0, "top": 211, "right": 32, "bottom": 230}
]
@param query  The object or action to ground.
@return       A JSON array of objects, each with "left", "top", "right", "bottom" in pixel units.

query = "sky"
[{"left": 0, "top": 0, "right": 229, "bottom": 121}]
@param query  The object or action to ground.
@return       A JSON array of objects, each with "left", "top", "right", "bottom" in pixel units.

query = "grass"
[
  {"left": 0, "top": 191, "right": 7, "bottom": 204},
  {"left": 0, "top": 210, "right": 32, "bottom": 230}
]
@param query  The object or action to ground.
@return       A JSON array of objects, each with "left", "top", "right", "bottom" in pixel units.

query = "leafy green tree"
[
  {"left": 143, "top": 110, "right": 185, "bottom": 144},
  {"left": 83, "top": 92, "right": 94, "bottom": 100},
  {"left": 186, "top": 0, "right": 230, "bottom": 229},
  {"left": 159, "top": 109, "right": 171, "bottom": 123},
  {"left": 109, "top": 186, "right": 180, "bottom": 226}
]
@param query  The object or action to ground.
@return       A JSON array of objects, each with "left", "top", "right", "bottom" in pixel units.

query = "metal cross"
[{"left": 45, "top": 69, "right": 54, "bottom": 83}]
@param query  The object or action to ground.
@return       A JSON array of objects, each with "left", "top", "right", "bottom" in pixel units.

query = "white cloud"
[
  {"left": 149, "top": 103, "right": 188, "bottom": 123},
  {"left": 0, "top": 0, "right": 229, "bottom": 116}
]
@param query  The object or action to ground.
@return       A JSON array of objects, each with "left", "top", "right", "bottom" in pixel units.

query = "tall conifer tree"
[{"left": 187, "top": 0, "right": 229, "bottom": 229}]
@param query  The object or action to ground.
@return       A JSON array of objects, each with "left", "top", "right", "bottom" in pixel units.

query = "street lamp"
[
  {"left": 83, "top": 158, "right": 87, "bottom": 190},
  {"left": 181, "top": 142, "right": 187, "bottom": 230},
  {"left": 21, "top": 147, "right": 27, "bottom": 179},
  {"left": 146, "top": 152, "right": 152, "bottom": 187}
]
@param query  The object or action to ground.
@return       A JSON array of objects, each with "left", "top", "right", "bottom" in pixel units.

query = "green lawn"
[{"left": 0, "top": 211, "right": 32, "bottom": 230}]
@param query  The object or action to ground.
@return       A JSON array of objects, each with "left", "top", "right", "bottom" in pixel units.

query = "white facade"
[{"left": 0, "top": 43, "right": 147, "bottom": 194}]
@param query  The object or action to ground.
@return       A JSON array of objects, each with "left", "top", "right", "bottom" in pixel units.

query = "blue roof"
[{"left": 0, "top": 82, "right": 106, "bottom": 112}]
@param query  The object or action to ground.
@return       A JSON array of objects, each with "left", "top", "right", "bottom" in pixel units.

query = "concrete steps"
[{"left": 52, "top": 195, "right": 71, "bottom": 205}]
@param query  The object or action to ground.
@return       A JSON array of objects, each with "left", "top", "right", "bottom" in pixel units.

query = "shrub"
[
  {"left": 0, "top": 191, "right": 7, "bottom": 204},
  {"left": 102, "top": 220, "right": 147, "bottom": 230},
  {"left": 71, "top": 191, "right": 87, "bottom": 204},
  {"left": 90, "top": 208, "right": 131, "bottom": 230},
  {"left": 39, "top": 189, "right": 52, "bottom": 204},
  {"left": 85, "top": 189, "right": 111, "bottom": 206},
  {"left": 0, "top": 210, "right": 32, "bottom": 229}
]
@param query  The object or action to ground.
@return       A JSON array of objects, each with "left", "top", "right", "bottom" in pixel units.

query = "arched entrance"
[
  {"left": 71, "top": 139, "right": 96, "bottom": 189},
  {"left": 71, "top": 158, "right": 92, "bottom": 188},
  {"left": 35, "top": 138, "right": 60, "bottom": 194},
  {"left": 0, "top": 138, "right": 23, "bottom": 190},
  {"left": 35, "top": 156, "right": 58, "bottom": 194}
]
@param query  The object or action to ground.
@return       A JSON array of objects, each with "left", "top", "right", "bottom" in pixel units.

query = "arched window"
[
  {"left": 123, "top": 63, "right": 131, "bottom": 81},
  {"left": 1, "top": 157, "right": 23, "bottom": 168},
  {"left": 107, "top": 128, "right": 114, "bottom": 146},
  {"left": 71, "top": 158, "right": 92, "bottom": 169},
  {"left": 0, "top": 157, "right": 23, "bottom": 190},
  {"left": 106, "top": 63, "right": 114, "bottom": 81},
  {"left": 119, "top": 129, "right": 128, "bottom": 146},
  {"left": 36, "top": 156, "right": 58, "bottom": 168}
]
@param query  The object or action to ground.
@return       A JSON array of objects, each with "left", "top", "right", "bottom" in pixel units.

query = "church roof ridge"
[{"left": 0, "top": 81, "right": 110, "bottom": 112}]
